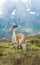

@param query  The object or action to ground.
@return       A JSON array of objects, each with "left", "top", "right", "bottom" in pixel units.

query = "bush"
[
  {"left": 0, "top": 52, "right": 4, "bottom": 56},
  {"left": 35, "top": 43, "right": 40, "bottom": 47}
]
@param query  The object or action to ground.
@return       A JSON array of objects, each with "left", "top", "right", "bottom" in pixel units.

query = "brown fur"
[{"left": 15, "top": 34, "right": 26, "bottom": 44}]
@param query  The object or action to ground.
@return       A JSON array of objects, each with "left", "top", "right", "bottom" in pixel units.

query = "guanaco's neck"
[
  {"left": 12, "top": 29, "right": 16, "bottom": 36},
  {"left": 12, "top": 29, "right": 17, "bottom": 43}
]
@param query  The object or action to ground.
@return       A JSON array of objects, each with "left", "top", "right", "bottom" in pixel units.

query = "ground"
[{"left": 0, "top": 37, "right": 40, "bottom": 65}]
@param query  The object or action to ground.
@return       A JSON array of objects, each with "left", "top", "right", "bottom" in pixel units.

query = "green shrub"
[
  {"left": 35, "top": 43, "right": 40, "bottom": 47},
  {"left": 0, "top": 52, "right": 4, "bottom": 56}
]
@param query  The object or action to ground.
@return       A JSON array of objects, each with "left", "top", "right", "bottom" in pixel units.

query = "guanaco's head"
[
  {"left": 12, "top": 25, "right": 18, "bottom": 30},
  {"left": 12, "top": 25, "right": 21, "bottom": 31}
]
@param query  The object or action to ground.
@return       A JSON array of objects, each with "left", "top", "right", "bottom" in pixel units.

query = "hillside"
[{"left": 0, "top": 35, "right": 40, "bottom": 65}]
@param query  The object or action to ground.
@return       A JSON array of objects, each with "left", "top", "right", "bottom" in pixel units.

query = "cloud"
[
  {"left": 0, "top": 0, "right": 6, "bottom": 5},
  {"left": 22, "top": 28, "right": 34, "bottom": 33},
  {"left": 37, "top": 31, "right": 40, "bottom": 35},
  {"left": 29, "top": 33, "right": 37, "bottom": 36},
  {"left": 12, "top": 10, "right": 16, "bottom": 16},
  {"left": 22, "top": 0, "right": 28, "bottom": 3},
  {"left": 0, "top": 10, "right": 2, "bottom": 15},
  {"left": 22, "top": 28, "right": 40, "bottom": 35},
  {"left": 29, "top": 11, "right": 36, "bottom": 15},
  {"left": 27, "top": 8, "right": 30, "bottom": 11},
  {"left": 29, "top": 30, "right": 40, "bottom": 36},
  {"left": 13, "top": 0, "right": 18, "bottom": 2}
]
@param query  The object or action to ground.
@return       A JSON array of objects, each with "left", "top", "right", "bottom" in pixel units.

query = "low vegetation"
[{"left": 0, "top": 36, "right": 40, "bottom": 65}]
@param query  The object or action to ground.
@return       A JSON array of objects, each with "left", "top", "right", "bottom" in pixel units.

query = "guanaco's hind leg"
[{"left": 22, "top": 43, "right": 26, "bottom": 53}]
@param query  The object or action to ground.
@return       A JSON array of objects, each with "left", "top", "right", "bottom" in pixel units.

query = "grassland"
[{"left": 0, "top": 36, "right": 40, "bottom": 65}]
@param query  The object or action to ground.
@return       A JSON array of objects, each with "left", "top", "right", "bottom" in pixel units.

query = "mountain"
[{"left": 0, "top": 0, "right": 40, "bottom": 38}]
